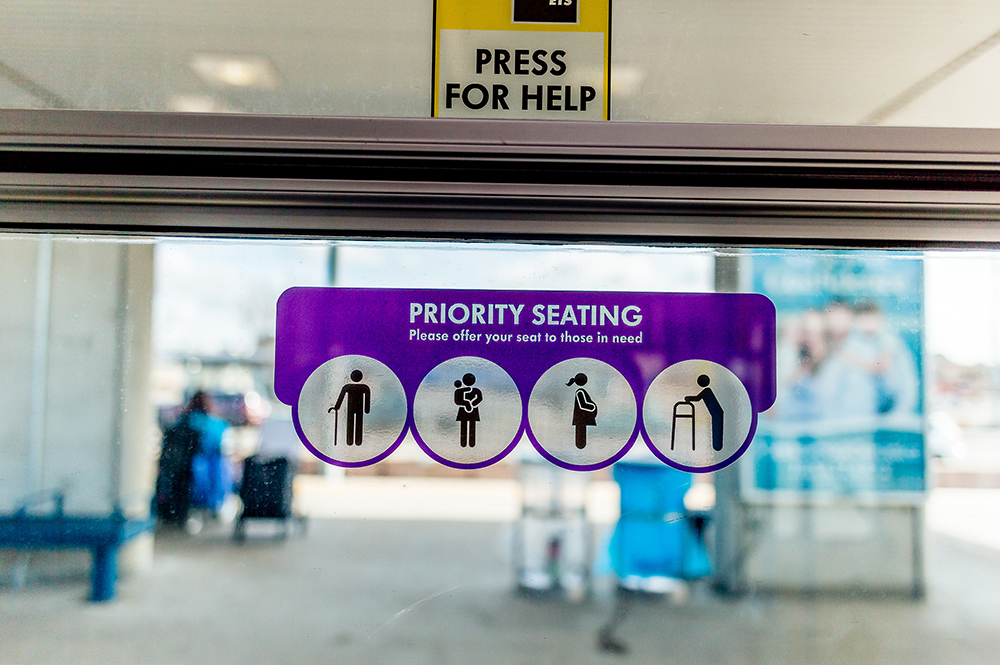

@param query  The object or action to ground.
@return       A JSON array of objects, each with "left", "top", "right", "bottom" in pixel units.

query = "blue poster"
[{"left": 745, "top": 251, "right": 925, "bottom": 500}]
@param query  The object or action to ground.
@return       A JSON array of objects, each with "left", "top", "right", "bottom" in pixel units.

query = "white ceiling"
[{"left": 2, "top": 0, "right": 1000, "bottom": 126}]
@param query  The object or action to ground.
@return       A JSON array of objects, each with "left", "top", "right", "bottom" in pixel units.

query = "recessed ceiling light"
[
  {"left": 611, "top": 66, "right": 645, "bottom": 95},
  {"left": 168, "top": 95, "right": 241, "bottom": 113},
  {"left": 190, "top": 54, "right": 280, "bottom": 89}
]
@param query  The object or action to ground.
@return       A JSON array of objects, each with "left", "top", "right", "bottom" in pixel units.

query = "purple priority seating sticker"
[{"left": 275, "top": 288, "right": 776, "bottom": 472}]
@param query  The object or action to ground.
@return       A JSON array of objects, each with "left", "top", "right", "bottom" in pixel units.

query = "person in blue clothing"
[
  {"left": 183, "top": 390, "right": 232, "bottom": 517},
  {"left": 686, "top": 374, "right": 724, "bottom": 452}
]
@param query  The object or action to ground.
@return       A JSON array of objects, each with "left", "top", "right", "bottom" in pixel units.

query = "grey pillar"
[{"left": 712, "top": 250, "right": 745, "bottom": 597}]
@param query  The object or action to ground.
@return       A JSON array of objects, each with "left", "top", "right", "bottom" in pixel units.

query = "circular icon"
[
  {"left": 527, "top": 358, "right": 637, "bottom": 470},
  {"left": 296, "top": 355, "right": 407, "bottom": 467},
  {"left": 413, "top": 356, "right": 523, "bottom": 468},
  {"left": 642, "top": 359, "right": 754, "bottom": 472}
]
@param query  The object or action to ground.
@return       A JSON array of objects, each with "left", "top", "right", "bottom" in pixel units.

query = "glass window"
[
  {"left": 4, "top": 9, "right": 1000, "bottom": 657},
  {"left": 4, "top": 228, "right": 1000, "bottom": 662}
]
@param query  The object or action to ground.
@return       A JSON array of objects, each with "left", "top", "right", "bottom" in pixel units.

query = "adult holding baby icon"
[{"left": 454, "top": 373, "right": 484, "bottom": 447}]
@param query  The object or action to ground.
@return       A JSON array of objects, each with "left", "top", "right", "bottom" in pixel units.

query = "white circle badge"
[
  {"left": 642, "top": 359, "right": 753, "bottom": 472},
  {"left": 413, "top": 356, "right": 523, "bottom": 468},
  {"left": 527, "top": 358, "right": 637, "bottom": 470},
  {"left": 296, "top": 355, "right": 407, "bottom": 466}
]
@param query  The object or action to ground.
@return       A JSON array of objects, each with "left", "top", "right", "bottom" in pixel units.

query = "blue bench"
[{"left": 0, "top": 508, "right": 154, "bottom": 601}]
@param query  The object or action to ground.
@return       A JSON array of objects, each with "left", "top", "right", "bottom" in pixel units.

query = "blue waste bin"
[{"left": 610, "top": 462, "right": 711, "bottom": 582}]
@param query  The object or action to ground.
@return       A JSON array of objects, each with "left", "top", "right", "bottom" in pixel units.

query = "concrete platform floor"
[{"left": 3, "top": 485, "right": 1000, "bottom": 665}]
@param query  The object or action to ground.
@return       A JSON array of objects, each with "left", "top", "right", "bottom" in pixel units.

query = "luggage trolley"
[
  {"left": 513, "top": 459, "right": 592, "bottom": 601},
  {"left": 233, "top": 455, "right": 307, "bottom": 540}
]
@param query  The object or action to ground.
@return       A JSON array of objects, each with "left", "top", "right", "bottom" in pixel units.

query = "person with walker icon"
[
  {"left": 567, "top": 373, "right": 598, "bottom": 449},
  {"left": 682, "top": 374, "right": 724, "bottom": 452},
  {"left": 454, "top": 373, "right": 483, "bottom": 448},
  {"left": 329, "top": 369, "right": 371, "bottom": 446}
]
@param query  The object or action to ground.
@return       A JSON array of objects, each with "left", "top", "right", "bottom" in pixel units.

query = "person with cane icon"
[{"left": 328, "top": 369, "right": 370, "bottom": 446}]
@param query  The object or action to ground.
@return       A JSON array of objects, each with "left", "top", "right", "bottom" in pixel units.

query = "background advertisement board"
[{"left": 743, "top": 251, "right": 926, "bottom": 503}]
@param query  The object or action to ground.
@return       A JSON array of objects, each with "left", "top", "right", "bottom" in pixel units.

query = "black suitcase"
[
  {"left": 153, "top": 419, "right": 199, "bottom": 524},
  {"left": 233, "top": 455, "right": 305, "bottom": 539}
]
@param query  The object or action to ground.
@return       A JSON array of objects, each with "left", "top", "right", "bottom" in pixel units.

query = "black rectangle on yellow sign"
[{"left": 513, "top": 0, "right": 579, "bottom": 24}]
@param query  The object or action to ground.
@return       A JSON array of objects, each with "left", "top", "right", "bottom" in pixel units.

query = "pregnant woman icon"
[{"left": 567, "top": 373, "right": 598, "bottom": 449}]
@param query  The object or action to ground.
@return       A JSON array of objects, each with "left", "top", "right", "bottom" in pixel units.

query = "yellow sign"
[{"left": 433, "top": 0, "right": 612, "bottom": 120}]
